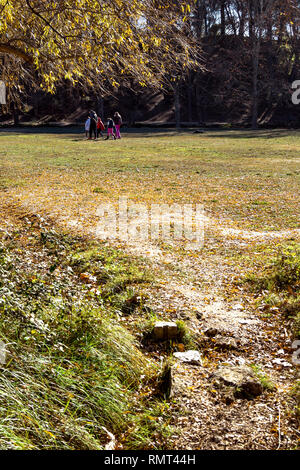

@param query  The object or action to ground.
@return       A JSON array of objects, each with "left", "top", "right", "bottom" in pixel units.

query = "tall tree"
[
  {"left": 0, "top": 0, "right": 200, "bottom": 105},
  {"left": 247, "top": 0, "right": 274, "bottom": 128}
]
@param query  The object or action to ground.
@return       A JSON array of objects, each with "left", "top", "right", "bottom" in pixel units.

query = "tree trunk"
[
  {"left": 239, "top": 2, "right": 245, "bottom": 38},
  {"left": 220, "top": 1, "right": 225, "bottom": 37},
  {"left": 196, "top": 75, "right": 203, "bottom": 126},
  {"left": 97, "top": 96, "right": 104, "bottom": 118},
  {"left": 249, "top": 0, "right": 263, "bottom": 130},
  {"left": 11, "top": 102, "right": 19, "bottom": 126},
  {"left": 195, "top": 0, "right": 204, "bottom": 40},
  {"left": 187, "top": 73, "right": 193, "bottom": 122},
  {"left": 248, "top": 0, "right": 254, "bottom": 38},
  {"left": 33, "top": 93, "right": 39, "bottom": 119},
  {"left": 251, "top": 40, "right": 260, "bottom": 129},
  {"left": 174, "top": 82, "right": 181, "bottom": 129}
]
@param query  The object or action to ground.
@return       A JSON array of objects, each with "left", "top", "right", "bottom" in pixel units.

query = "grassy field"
[
  {"left": 0, "top": 128, "right": 300, "bottom": 450},
  {"left": 0, "top": 128, "right": 299, "bottom": 231}
]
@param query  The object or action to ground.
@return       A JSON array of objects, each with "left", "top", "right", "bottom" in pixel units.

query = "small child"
[
  {"left": 85, "top": 116, "right": 91, "bottom": 138},
  {"left": 97, "top": 116, "right": 105, "bottom": 138},
  {"left": 105, "top": 117, "right": 116, "bottom": 140}
]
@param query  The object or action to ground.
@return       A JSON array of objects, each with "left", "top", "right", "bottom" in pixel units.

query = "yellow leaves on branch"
[{"left": 0, "top": 0, "right": 200, "bottom": 95}]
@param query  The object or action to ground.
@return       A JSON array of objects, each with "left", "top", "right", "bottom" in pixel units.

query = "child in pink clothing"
[
  {"left": 114, "top": 112, "right": 122, "bottom": 139},
  {"left": 105, "top": 117, "right": 116, "bottom": 140}
]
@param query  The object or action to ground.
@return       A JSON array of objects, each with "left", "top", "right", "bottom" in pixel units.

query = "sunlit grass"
[{"left": 0, "top": 128, "right": 299, "bottom": 231}]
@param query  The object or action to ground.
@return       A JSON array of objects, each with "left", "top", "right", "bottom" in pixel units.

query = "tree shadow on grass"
[
  {"left": 202, "top": 129, "right": 297, "bottom": 139},
  {"left": 0, "top": 126, "right": 298, "bottom": 141}
]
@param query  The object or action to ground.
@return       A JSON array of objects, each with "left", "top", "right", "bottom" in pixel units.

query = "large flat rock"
[{"left": 211, "top": 364, "right": 263, "bottom": 399}]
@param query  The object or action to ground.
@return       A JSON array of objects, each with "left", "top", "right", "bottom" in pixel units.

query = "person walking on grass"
[
  {"left": 88, "top": 110, "right": 97, "bottom": 140},
  {"left": 97, "top": 116, "right": 105, "bottom": 138},
  {"left": 105, "top": 117, "right": 116, "bottom": 140},
  {"left": 114, "top": 112, "right": 122, "bottom": 139},
  {"left": 85, "top": 116, "right": 91, "bottom": 138}
]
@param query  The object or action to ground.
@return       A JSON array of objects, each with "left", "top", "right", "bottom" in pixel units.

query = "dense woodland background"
[{"left": 2, "top": 0, "right": 300, "bottom": 128}]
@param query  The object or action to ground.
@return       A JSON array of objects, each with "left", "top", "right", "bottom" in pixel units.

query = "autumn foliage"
[{"left": 0, "top": 0, "right": 199, "bottom": 102}]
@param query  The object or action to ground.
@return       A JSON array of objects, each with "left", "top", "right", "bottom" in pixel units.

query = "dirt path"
[
  {"left": 116, "top": 233, "right": 299, "bottom": 449},
  {"left": 2, "top": 190, "right": 300, "bottom": 449},
  {"left": 146, "top": 273, "right": 298, "bottom": 450}
]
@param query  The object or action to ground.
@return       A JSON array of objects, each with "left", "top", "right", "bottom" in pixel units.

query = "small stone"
[
  {"left": 204, "top": 327, "right": 221, "bottom": 337},
  {"left": 152, "top": 321, "right": 178, "bottom": 341},
  {"left": 173, "top": 350, "right": 202, "bottom": 365}
]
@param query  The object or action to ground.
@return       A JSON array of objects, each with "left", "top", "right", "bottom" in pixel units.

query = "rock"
[
  {"left": 212, "top": 335, "right": 239, "bottom": 350},
  {"left": 169, "top": 366, "right": 187, "bottom": 398},
  {"left": 152, "top": 321, "right": 178, "bottom": 341},
  {"left": 204, "top": 324, "right": 230, "bottom": 337},
  {"left": 204, "top": 327, "right": 220, "bottom": 337},
  {"left": 176, "top": 310, "right": 189, "bottom": 320},
  {"left": 211, "top": 365, "right": 263, "bottom": 399},
  {"left": 173, "top": 350, "right": 202, "bottom": 365}
]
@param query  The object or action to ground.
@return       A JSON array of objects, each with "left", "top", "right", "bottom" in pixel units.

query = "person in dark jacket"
[
  {"left": 88, "top": 110, "right": 97, "bottom": 140},
  {"left": 105, "top": 117, "right": 116, "bottom": 140}
]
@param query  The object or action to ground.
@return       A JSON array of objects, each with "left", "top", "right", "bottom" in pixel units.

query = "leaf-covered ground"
[{"left": 0, "top": 127, "right": 299, "bottom": 449}]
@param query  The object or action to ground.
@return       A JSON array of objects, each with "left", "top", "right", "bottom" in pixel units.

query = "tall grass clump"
[{"left": 0, "top": 223, "right": 164, "bottom": 450}]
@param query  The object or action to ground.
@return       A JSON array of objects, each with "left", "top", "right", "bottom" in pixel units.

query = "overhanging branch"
[
  {"left": 0, "top": 44, "right": 34, "bottom": 63},
  {"left": 25, "top": 0, "right": 66, "bottom": 42}
]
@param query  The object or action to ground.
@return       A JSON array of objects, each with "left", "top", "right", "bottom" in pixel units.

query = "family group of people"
[{"left": 85, "top": 110, "right": 123, "bottom": 140}]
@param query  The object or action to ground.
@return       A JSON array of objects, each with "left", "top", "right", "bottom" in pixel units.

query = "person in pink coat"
[{"left": 114, "top": 112, "right": 122, "bottom": 139}]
